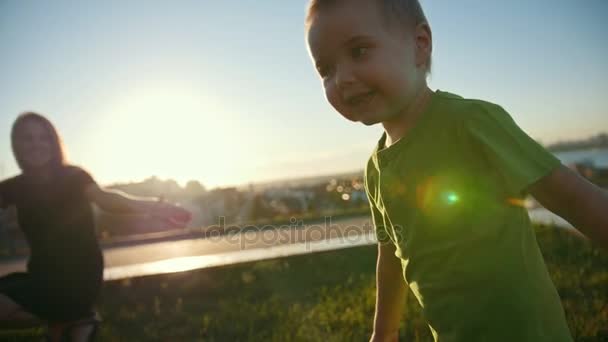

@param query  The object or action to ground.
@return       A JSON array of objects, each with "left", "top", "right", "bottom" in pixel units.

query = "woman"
[{"left": 0, "top": 112, "right": 191, "bottom": 341}]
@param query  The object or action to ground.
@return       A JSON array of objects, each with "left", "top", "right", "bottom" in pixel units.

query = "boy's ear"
[{"left": 414, "top": 22, "right": 432, "bottom": 69}]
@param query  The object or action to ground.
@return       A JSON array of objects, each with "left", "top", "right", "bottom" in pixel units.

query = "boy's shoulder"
[
  {"left": 433, "top": 90, "right": 519, "bottom": 139},
  {"left": 364, "top": 91, "right": 515, "bottom": 182},
  {"left": 434, "top": 90, "right": 508, "bottom": 122}
]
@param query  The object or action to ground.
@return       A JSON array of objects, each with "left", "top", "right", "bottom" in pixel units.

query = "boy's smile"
[{"left": 306, "top": 0, "right": 430, "bottom": 127}]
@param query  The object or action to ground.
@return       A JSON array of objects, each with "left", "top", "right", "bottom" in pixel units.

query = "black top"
[{"left": 0, "top": 166, "right": 103, "bottom": 277}]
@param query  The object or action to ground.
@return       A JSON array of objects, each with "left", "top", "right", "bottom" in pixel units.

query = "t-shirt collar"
[{"left": 372, "top": 89, "right": 441, "bottom": 168}]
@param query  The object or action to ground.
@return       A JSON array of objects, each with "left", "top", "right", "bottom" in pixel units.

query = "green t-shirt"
[{"left": 364, "top": 90, "right": 572, "bottom": 341}]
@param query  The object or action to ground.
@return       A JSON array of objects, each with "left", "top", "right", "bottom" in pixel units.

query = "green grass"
[{"left": 1, "top": 225, "right": 606, "bottom": 341}]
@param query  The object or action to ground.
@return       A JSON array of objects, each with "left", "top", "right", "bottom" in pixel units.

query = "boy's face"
[{"left": 307, "top": 0, "right": 428, "bottom": 125}]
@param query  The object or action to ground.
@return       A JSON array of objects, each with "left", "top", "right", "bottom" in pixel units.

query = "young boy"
[{"left": 305, "top": 0, "right": 608, "bottom": 341}]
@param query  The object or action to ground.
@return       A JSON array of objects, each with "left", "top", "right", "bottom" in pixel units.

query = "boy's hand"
[{"left": 149, "top": 202, "right": 192, "bottom": 229}]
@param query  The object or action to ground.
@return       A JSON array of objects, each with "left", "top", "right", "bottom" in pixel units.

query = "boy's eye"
[{"left": 351, "top": 46, "right": 368, "bottom": 59}]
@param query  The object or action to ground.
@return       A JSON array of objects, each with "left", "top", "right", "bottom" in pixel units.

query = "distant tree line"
[{"left": 546, "top": 132, "right": 608, "bottom": 152}]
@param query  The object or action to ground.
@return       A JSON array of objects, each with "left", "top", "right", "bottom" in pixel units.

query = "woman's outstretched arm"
[{"left": 84, "top": 184, "right": 191, "bottom": 228}]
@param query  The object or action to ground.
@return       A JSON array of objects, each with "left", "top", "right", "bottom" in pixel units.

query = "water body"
[
  {"left": 0, "top": 211, "right": 575, "bottom": 281},
  {"left": 0, "top": 151, "right": 601, "bottom": 281},
  {"left": 553, "top": 147, "right": 608, "bottom": 167}
]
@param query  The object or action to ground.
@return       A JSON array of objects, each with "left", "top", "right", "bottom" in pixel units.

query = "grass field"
[{"left": 1, "top": 224, "right": 606, "bottom": 341}]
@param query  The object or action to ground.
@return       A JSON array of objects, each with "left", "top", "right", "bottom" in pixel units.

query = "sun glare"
[{"left": 90, "top": 83, "right": 245, "bottom": 187}]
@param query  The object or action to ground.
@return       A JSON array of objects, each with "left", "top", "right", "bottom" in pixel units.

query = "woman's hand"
[
  {"left": 148, "top": 201, "right": 192, "bottom": 229},
  {"left": 87, "top": 185, "right": 192, "bottom": 228}
]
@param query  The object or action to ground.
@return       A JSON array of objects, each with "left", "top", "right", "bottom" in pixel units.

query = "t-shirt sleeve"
[
  {"left": 69, "top": 166, "right": 97, "bottom": 193},
  {"left": 463, "top": 103, "right": 561, "bottom": 195},
  {"left": 0, "top": 178, "right": 17, "bottom": 209},
  {"left": 364, "top": 167, "right": 392, "bottom": 244}
]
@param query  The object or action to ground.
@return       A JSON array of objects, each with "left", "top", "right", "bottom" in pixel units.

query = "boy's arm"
[
  {"left": 528, "top": 164, "right": 608, "bottom": 248},
  {"left": 370, "top": 241, "right": 408, "bottom": 342}
]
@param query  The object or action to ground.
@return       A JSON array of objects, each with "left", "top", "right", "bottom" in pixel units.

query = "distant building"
[{"left": 196, "top": 187, "right": 244, "bottom": 225}]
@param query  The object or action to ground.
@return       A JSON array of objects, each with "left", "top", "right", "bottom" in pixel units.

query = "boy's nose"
[{"left": 335, "top": 64, "right": 356, "bottom": 90}]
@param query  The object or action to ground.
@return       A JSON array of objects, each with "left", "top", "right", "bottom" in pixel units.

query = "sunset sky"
[{"left": 1, "top": 0, "right": 606, "bottom": 188}]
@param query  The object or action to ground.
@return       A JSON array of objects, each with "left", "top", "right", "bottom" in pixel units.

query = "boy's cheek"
[
  {"left": 327, "top": 97, "right": 349, "bottom": 119},
  {"left": 339, "top": 112, "right": 359, "bottom": 123},
  {"left": 325, "top": 88, "right": 339, "bottom": 110},
  {"left": 329, "top": 100, "right": 353, "bottom": 121},
  {"left": 332, "top": 100, "right": 358, "bottom": 122},
  {"left": 324, "top": 86, "right": 357, "bottom": 121}
]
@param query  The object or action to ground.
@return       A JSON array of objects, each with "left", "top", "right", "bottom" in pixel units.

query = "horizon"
[
  {"left": 1, "top": 0, "right": 607, "bottom": 188},
  {"left": 49, "top": 136, "right": 608, "bottom": 190}
]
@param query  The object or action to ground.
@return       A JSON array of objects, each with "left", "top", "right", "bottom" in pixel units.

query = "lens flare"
[
  {"left": 445, "top": 192, "right": 460, "bottom": 205},
  {"left": 506, "top": 197, "right": 527, "bottom": 208}
]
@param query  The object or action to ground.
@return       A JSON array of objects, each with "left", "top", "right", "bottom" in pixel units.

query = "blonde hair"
[{"left": 306, "top": 0, "right": 432, "bottom": 71}]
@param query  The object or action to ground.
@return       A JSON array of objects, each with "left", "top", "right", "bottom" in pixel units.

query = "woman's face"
[{"left": 14, "top": 119, "right": 54, "bottom": 169}]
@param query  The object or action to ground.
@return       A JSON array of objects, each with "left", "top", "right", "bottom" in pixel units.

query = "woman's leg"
[
  {"left": 0, "top": 293, "right": 37, "bottom": 321},
  {"left": 67, "top": 323, "right": 96, "bottom": 342},
  {"left": 0, "top": 273, "right": 39, "bottom": 322},
  {"left": 48, "top": 317, "right": 98, "bottom": 342}
]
